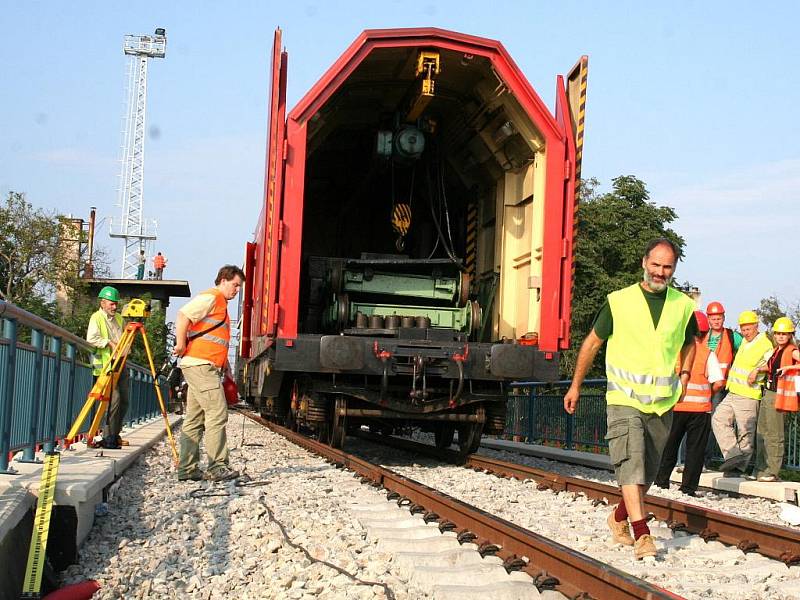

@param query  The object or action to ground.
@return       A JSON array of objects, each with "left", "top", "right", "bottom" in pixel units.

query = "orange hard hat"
[
  {"left": 223, "top": 373, "right": 239, "bottom": 406},
  {"left": 694, "top": 310, "right": 710, "bottom": 334},
  {"left": 706, "top": 301, "right": 725, "bottom": 315}
]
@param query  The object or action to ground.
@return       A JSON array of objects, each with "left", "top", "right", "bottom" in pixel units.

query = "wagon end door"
[
  {"left": 554, "top": 55, "right": 588, "bottom": 350},
  {"left": 260, "top": 28, "right": 289, "bottom": 337}
]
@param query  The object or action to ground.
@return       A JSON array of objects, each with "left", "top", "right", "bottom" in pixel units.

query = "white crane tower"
[{"left": 111, "top": 28, "right": 166, "bottom": 278}]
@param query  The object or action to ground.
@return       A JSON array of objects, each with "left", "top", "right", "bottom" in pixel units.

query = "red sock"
[
  {"left": 631, "top": 518, "right": 650, "bottom": 540},
  {"left": 614, "top": 500, "right": 628, "bottom": 522}
]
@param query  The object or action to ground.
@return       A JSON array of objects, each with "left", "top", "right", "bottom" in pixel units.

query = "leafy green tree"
[
  {"left": 756, "top": 295, "right": 800, "bottom": 330},
  {"left": 0, "top": 191, "right": 79, "bottom": 314},
  {"left": 562, "top": 176, "right": 687, "bottom": 377}
]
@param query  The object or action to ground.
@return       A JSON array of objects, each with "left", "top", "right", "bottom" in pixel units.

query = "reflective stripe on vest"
[
  {"left": 605, "top": 284, "right": 695, "bottom": 415},
  {"left": 675, "top": 342, "right": 712, "bottom": 413},
  {"left": 90, "top": 310, "right": 124, "bottom": 376},
  {"left": 726, "top": 332, "right": 774, "bottom": 400},
  {"left": 775, "top": 344, "right": 799, "bottom": 412},
  {"left": 185, "top": 289, "right": 230, "bottom": 368}
]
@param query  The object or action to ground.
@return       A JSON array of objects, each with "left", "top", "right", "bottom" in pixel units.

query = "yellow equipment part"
[
  {"left": 407, "top": 51, "right": 440, "bottom": 122},
  {"left": 391, "top": 203, "right": 412, "bottom": 236},
  {"left": 21, "top": 452, "right": 61, "bottom": 599},
  {"left": 66, "top": 317, "right": 179, "bottom": 466},
  {"left": 122, "top": 298, "right": 151, "bottom": 319}
]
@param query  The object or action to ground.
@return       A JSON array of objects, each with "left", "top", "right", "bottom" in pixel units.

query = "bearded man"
[{"left": 563, "top": 238, "right": 697, "bottom": 560}]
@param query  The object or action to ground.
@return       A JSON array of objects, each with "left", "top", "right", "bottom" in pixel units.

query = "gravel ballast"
[{"left": 61, "top": 414, "right": 429, "bottom": 599}]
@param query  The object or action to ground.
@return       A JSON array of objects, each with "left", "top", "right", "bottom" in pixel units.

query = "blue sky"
[{"left": 2, "top": 1, "right": 798, "bottom": 328}]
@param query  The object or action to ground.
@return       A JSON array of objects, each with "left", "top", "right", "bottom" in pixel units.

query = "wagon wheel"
[
  {"left": 456, "top": 406, "right": 485, "bottom": 456},
  {"left": 330, "top": 396, "right": 347, "bottom": 449},
  {"left": 434, "top": 423, "right": 455, "bottom": 449},
  {"left": 317, "top": 421, "right": 332, "bottom": 444}
]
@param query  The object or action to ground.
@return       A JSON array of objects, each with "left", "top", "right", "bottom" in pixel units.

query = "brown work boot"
[
  {"left": 634, "top": 534, "right": 657, "bottom": 560},
  {"left": 607, "top": 511, "right": 634, "bottom": 546}
]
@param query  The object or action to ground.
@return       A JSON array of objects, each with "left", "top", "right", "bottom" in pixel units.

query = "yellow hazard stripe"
[
  {"left": 23, "top": 452, "right": 61, "bottom": 596},
  {"left": 571, "top": 57, "right": 588, "bottom": 285},
  {"left": 391, "top": 204, "right": 412, "bottom": 235},
  {"left": 573, "top": 58, "right": 588, "bottom": 186},
  {"left": 465, "top": 202, "right": 478, "bottom": 277}
]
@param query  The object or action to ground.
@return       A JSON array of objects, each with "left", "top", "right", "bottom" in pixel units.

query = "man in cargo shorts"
[
  {"left": 563, "top": 238, "right": 697, "bottom": 559},
  {"left": 173, "top": 264, "right": 245, "bottom": 482}
]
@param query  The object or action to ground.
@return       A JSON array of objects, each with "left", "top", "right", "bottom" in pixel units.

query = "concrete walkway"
[
  {"left": 481, "top": 438, "right": 800, "bottom": 503},
  {"left": 0, "top": 415, "right": 181, "bottom": 600}
]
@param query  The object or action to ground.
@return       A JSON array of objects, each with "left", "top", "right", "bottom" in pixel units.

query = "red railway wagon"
[{"left": 238, "top": 27, "right": 587, "bottom": 453}]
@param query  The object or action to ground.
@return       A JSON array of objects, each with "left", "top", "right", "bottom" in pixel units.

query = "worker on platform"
[
  {"left": 655, "top": 311, "right": 724, "bottom": 496},
  {"left": 711, "top": 311, "right": 774, "bottom": 476},
  {"left": 86, "top": 286, "right": 129, "bottom": 449},
  {"left": 703, "top": 301, "right": 742, "bottom": 469},
  {"left": 563, "top": 238, "right": 697, "bottom": 560},
  {"left": 752, "top": 317, "right": 799, "bottom": 482},
  {"left": 136, "top": 250, "right": 146, "bottom": 280},
  {"left": 173, "top": 264, "right": 245, "bottom": 482},
  {"left": 153, "top": 252, "right": 167, "bottom": 280}
]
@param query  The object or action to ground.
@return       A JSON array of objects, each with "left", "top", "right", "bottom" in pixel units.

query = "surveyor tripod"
[{"left": 66, "top": 299, "right": 179, "bottom": 465}]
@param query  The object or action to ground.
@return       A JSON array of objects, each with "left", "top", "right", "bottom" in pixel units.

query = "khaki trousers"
[
  {"left": 711, "top": 392, "right": 759, "bottom": 462},
  {"left": 606, "top": 404, "right": 672, "bottom": 487},
  {"left": 178, "top": 364, "right": 229, "bottom": 476},
  {"left": 754, "top": 390, "right": 784, "bottom": 478}
]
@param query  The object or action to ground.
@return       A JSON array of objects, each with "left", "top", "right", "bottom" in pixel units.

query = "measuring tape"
[{"left": 21, "top": 452, "right": 61, "bottom": 599}]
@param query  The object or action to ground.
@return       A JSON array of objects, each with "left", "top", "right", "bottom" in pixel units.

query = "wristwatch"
[{"left": 679, "top": 370, "right": 690, "bottom": 377}]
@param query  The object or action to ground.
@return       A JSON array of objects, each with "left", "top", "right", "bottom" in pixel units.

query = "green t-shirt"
[
  {"left": 592, "top": 285, "right": 698, "bottom": 344},
  {"left": 707, "top": 329, "right": 743, "bottom": 353}
]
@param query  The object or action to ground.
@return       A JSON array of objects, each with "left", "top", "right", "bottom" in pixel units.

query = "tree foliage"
[
  {"left": 756, "top": 295, "right": 800, "bottom": 330},
  {"left": 0, "top": 191, "right": 79, "bottom": 312},
  {"left": 0, "top": 191, "right": 167, "bottom": 368},
  {"left": 562, "top": 176, "right": 687, "bottom": 377}
]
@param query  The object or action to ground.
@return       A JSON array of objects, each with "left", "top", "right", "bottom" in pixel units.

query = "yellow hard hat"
[
  {"left": 738, "top": 310, "right": 759, "bottom": 325},
  {"left": 773, "top": 317, "right": 796, "bottom": 333}
]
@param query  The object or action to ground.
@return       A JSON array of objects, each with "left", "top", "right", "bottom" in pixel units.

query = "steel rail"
[
  {"left": 355, "top": 431, "right": 800, "bottom": 566},
  {"left": 239, "top": 410, "right": 679, "bottom": 600}
]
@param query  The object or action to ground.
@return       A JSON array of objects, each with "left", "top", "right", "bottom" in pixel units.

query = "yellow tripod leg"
[
  {"left": 66, "top": 393, "right": 100, "bottom": 441},
  {"left": 66, "top": 325, "right": 133, "bottom": 442},
  {"left": 66, "top": 368, "right": 113, "bottom": 441},
  {"left": 140, "top": 326, "right": 180, "bottom": 466}
]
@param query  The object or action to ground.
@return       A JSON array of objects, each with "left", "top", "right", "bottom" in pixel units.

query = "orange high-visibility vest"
[
  {"left": 707, "top": 328, "right": 734, "bottom": 383},
  {"left": 185, "top": 289, "right": 230, "bottom": 368},
  {"left": 675, "top": 341, "right": 713, "bottom": 413},
  {"left": 154, "top": 255, "right": 166, "bottom": 269},
  {"left": 773, "top": 344, "right": 799, "bottom": 412}
]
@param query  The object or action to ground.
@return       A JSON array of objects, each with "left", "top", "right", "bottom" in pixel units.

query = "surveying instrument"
[
  {"left": 21, "top": 298, "right": 179, "bottom": 598},
  {"left": 66, "top": 298, "right": 178, "bottom": 462}
]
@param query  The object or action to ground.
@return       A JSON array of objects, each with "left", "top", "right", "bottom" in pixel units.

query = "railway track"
[
  {"left": 355, "top": 431, "right": 800, "bottom": 566},
  {"left": 237, "top": 409, "right": 678, "bottom": 599}
]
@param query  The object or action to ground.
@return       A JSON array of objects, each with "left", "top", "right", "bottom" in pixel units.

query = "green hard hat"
[{"left": 98, "top": 286, "right": 120, "bottom": 302}]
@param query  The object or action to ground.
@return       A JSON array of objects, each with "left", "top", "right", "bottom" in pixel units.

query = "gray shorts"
[{"left": 605, "top": 404, "right": 673, "bottom": 487}]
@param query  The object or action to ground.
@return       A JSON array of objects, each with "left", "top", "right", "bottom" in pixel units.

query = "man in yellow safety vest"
[
  {"left": 710, "top": 310, "right": 774, "bottom": 476},
  {"left": 86, "top": 286, "right": 129, "bottom": 449},
  {"left": 563, "top": 238, "right": 697, "bottom": 560}
]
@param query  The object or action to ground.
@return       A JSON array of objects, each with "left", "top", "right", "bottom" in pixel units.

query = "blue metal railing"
[
  {"left": 505, "top": 380, "right": 800, "bottom": 470},
  {"left": 506, "top": 380, "right": 609, "bottom": 452},
  {"left": 0, "top": 300, "right": 167, "bottom": 474}
]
